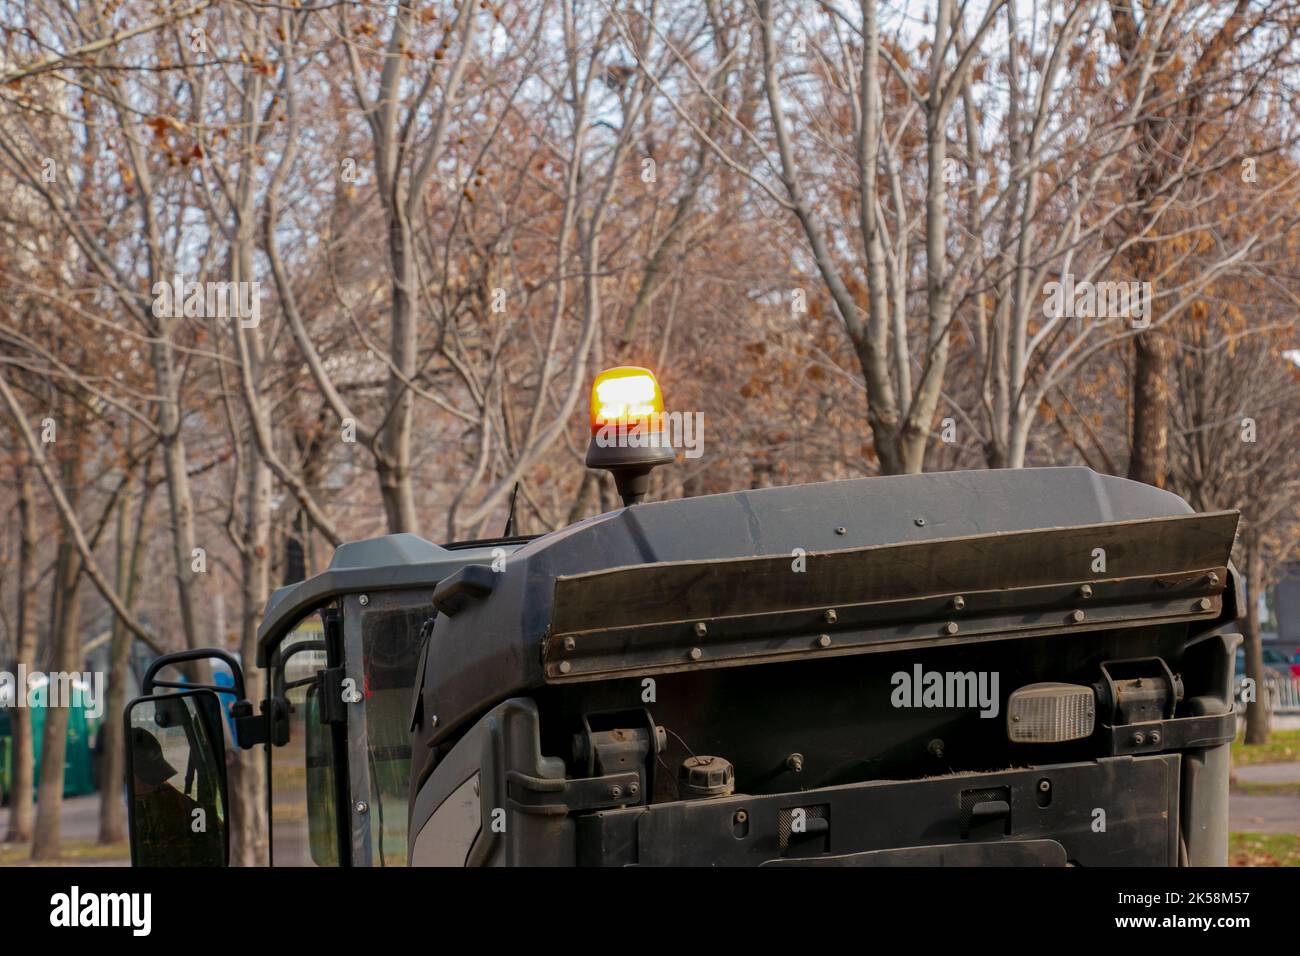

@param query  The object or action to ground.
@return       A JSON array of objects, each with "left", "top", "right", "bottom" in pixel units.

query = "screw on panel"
[
  {"left": 355, "top": 801, "right": 368, "bottom": 814},
  {"left": 558, "top": 661, "right": 572, "bottom": 674},
  {"left": 1207, "top": 572, "right": 1219, "bottom": 588},
  {"left": 786, "top": 753, "right": 804, "bottom": 773},
  {"left": 824, "top": 609, "right": 837, "bottom": 624},
  {"left": 1149, "top": 732, "right": 1161, "bottom": 745},
  {"left": 834, "top": 527, "right": 847, "bottom": 536},
  {"left": 943, "top": 622, "right": 959, "bottom": 636},
  {"left": 816, "top": 634, "right": 832, "bottom": 648},
  {"left": 689, "top": 647, "right": 703, "bottom": 661},
  {"left": 562, "top": 636, "right": 576, "bottom": 651},
  {"left": 1133, "top": 733, "right": 1145, "bottom": 745},
  {"left": 1079, "top": 585, "right": 1093, "bottom": 599},
  {"left": 914, "top": 517, "right": 926, "bottom": 527},
  {"left": 1197, "top": 598, "right": 1212, "bottom": 611},
  {"left": 358, "top": 594, "right": 369, "bottom": 607},
  {"left": 1038, "top": 779, "right": 1051, "bottom": 793},
  {"left": 608, "top": 785, "right": 623, "bottom": 799},
  {"left": 694, "top": 622, "right": 708, "bottom": 637},
  {"left": 1070, "top": 609, "right": 1085, "bottom": 624},
  {"left": 952, "top": 595, "right": 965, "bottom": 610},
  {"left": 927, "top": 739, "right": 945, "bottom": 758}
]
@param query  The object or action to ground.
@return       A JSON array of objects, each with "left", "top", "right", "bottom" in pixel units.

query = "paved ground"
[
  {"left": 1234, "top": 762, "right": 1300, "bottom": 785},
  {"left": 1229, "top": 761, "right": 1300, "bottom": 834},
  {"left": 0, "top": 792, "right": 112, "bottom": 842},
  {"left": 0, "top": 793, "right": 128, "bottom": 865},
  {"left": 1229, "top": 793, "right": 1300, "bottom": 834}
]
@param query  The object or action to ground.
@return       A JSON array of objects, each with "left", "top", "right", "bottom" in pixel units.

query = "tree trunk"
[
  {"left": 378, "top": 232, "right": 419, "bottom": 534},
  {"left": 1243, "top": 528, "right": 1270, "bottom": 745},
  {"left": 98, "top": 458, "right": 151, "bottom": 844},
  {"left": 4, "top": 457, "right": 39, "bottom": 842},
  {"left": 230, "top": 453, "right": 271, "bottom": 866},
  {"left": 151, "top": 337, "right": 203, "bottom": 652},
  {"left": 229, "top": 231, "right": 271, "bottom": 865},
  {"left": 30, "top": 530, "right": 83, "bottom": 860},
  {"left": 1128, "top": 329, "right": 1171, "bottom": 487}
]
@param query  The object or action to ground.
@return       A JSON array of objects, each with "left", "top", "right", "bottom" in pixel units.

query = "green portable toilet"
[
  {"left": 0, "top": 731, "right": 10, "bottom": 803},
  {"left": 0, "top": 679, "right": 97, "bottom": 800}
]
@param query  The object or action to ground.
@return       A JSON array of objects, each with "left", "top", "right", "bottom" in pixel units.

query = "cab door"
[
  {"left": 336, "top": 590, "right": 431, "bottom": 867},
  {"left": 266, "top": 608, "right": 349, "bottom": 867}
]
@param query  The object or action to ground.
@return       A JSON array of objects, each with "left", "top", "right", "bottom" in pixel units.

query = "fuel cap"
[{"left": 679, "top": 755, "right": 735, "bottom": 799}]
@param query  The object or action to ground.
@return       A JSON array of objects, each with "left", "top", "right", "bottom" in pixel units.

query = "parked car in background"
[{"left": 1236, "top": 646, "right": 1294, "bottom": 679}]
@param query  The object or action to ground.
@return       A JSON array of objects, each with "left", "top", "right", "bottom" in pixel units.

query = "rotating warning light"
[
  {"left": 584, "top": 365, "right": 675, "bottom": 507},
  {"left": 590, "top": 366, "right": 664, "bottom": 435}
]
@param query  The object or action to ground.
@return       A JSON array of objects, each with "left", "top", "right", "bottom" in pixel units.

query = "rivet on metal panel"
[
  {"left": 952, "top": 595, "right": 965, "bottom": 610},
  {"left": 824, "top": 609, "right": 837, "bottom": 624},
  {"left": 562, "top": 636, "right": 576, "bottom": 651},
  {"left": 1070, "top": 609, "right": 1085, "bottom": 624},
  {"left": 1079, "top": 584, "right": 1093, "bottom": 599},
  {"left": 689, "top": 647, "right": 703, "bottom": 661},
  {"left": 817, "top": 634, "right": 831, "bottom": 648},
  {"left": 1197, "top": 598, "right": 1213, "bottom": 612},
  {"left": 943, "top": 622, "right": 959, "bottom": 636},
  {"left": 558, "top": 661, "right": 572, "bottom": 674},
  {"left": 358, "top": 594, "right": 369, "bottom": 607},
  {"left": 694, "top": 621, "right": 708, "bottom": 637}
]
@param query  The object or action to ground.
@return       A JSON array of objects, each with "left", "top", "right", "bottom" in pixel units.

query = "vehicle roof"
[
  {"left": 255, "top": 533, "right": 534, "bottom": 664},
  {"left": 415, "top": 467, "right": 1216, "bottom": 742}
]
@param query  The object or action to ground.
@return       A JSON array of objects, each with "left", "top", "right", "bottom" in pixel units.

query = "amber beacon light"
[{"left": 585, "top": 365, "right": 675, "bottom": 507}]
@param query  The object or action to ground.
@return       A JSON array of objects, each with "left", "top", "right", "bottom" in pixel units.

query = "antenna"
[{"left": 503, "top": 481, "right": 520, "bottom": 537}]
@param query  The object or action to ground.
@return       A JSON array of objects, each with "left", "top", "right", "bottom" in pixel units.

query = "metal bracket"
[
  {"left": 505, "top": 770, "right": 643, "bottom": 815},
  {"left": 1101, "top": 711, "right": 1236, "bottom": 756}
]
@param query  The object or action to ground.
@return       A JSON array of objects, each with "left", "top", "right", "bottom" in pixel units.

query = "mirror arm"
[{"left": 144, "top": 647, "right": 247, "bottom": 699}]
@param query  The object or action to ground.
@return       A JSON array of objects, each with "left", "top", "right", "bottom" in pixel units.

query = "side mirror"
[{"left": 125, "top": 689, "right": 228, "bottom": 867}]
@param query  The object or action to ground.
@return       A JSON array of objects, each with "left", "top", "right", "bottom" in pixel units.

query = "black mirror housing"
[{"left": 125, "top": 688, "right": 229, "bottom": 867}]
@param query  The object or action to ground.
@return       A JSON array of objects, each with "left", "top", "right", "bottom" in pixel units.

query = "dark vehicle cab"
[{"left": 124, "top": 371, "right": 1242, "bottom": 867}]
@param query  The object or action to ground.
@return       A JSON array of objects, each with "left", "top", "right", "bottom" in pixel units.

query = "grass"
[
  {"left": 1231, "top": 729, "right": 1300, "bottom": 767},
  {"left": 1234, "top": 780, "right": 1300, "bottom": 796},
  {"left": 0, "top": 838, "right": 128, "bottom": 866},
  {"left": 1229, "top": 832, "right": 1300, "bottom": 867}
]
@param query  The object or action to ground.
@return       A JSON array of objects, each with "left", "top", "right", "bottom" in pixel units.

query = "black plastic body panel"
[{"left": 576, "top": 755, "right": 1181, "bottom": 866}]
